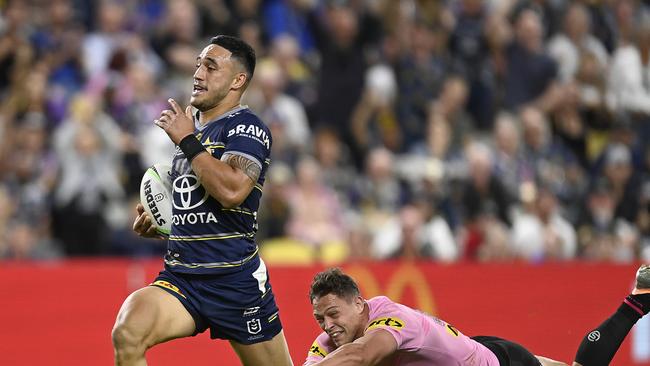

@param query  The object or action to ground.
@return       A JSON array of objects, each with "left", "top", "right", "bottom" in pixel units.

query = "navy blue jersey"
[{"left": 165, "top": 106, "right": 271, "bottom": 274}]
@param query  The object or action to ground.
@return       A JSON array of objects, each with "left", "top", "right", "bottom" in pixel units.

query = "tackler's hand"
[{"left": 154, "top": 99, "right": 195, "bottom": 145}]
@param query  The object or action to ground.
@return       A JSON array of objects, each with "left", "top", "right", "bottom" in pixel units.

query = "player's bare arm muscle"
[
  {"left": 190, "top": 151, "right": 260, "bottom": 208},
  {"left": 153, "top": 98, "right": 260, "bottom": 209},
  {"left": 307, "top": 330, "right": 397, "bottom": 366}
]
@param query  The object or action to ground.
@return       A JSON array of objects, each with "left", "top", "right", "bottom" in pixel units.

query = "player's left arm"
[
  {"left": 311, "top": 329, "right": 397, "bottom": 366},
  {"left": 154, "top": 99, "right": 258, "bottom": 208}
]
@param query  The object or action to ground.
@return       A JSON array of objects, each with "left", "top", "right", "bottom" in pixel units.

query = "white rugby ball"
[{"left": 140, "top": 163, "right": 173, "bottom": 237}]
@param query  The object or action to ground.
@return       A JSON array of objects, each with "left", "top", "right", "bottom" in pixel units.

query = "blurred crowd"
[{"left": 2, "top": 0, "right": 650, "bottom": 263}]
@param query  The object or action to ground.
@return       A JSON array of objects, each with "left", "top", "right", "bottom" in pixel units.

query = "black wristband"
[{"left": 178, "top": 135, "right": 206, "bottom": 162}]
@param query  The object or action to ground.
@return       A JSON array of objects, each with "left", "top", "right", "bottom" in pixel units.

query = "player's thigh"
[
  {"left": 114, "top": 286, "right": 196, "bottom": 346},
  {"left": 229, "top": 330, "right": 293, "bottom": 366}
]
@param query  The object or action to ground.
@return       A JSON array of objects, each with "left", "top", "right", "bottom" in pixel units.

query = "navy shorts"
[{"left": 151, "top": 255, "right": 283, "bottom": 344}]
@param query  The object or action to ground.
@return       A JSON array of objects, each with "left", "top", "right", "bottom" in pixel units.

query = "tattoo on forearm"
[{"left": 221, "top": 153, "right": 261, "bottom": 183}]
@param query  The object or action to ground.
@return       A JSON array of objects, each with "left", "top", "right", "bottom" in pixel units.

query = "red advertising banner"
[{"left": 1, "top": 260, "right": 648, "bottom": 365}]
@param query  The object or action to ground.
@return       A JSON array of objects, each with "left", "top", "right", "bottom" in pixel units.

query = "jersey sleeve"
[
  {"left": 303, "top": 332, "right": 334, "bottom": 366},
  {"left": 364, "top": 304, "right": 421, "bottom": 351},
  {"left": 223, "top": 117, "right": 271, "bottom": 170}
]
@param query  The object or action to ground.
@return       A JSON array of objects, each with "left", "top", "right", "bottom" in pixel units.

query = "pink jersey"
[{"left": 304, "top": 296, "right": 500, "bottom": 366}]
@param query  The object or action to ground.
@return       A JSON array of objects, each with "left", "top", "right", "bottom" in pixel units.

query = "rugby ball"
[{"left": 139, "top": 163, "right": 173, "bottom": 237}]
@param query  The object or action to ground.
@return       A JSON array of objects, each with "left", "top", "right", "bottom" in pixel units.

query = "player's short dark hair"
[
  {"left": 309, "top": 268, "right": 360, "bottom": 303},
  {"left": 210, "top": 35, "right": 256, "bottom": 84}
]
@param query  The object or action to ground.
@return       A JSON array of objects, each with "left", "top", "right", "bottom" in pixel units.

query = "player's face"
[
  {"left": 191, "top": 44, "right": 244, "bottom": 111},
  {"left": 312, "top": 294, "right": 365, "bottom": 347}
]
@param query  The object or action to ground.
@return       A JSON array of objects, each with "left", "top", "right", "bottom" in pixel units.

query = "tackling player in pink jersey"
[{"left": 304, "top": 267, "right": 650, "bottom": 366}]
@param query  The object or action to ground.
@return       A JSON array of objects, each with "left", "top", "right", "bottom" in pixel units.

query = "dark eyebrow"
[
  {"left": 325, "top": 306, "right": 339, "bottom": 313},
  {"left": 196, "top": 56, "right": 219, "bottom": 66}
]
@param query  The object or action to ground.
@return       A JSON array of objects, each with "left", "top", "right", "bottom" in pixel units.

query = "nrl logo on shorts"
[{"left": 247, "top": 318, "right": 262, "bottom": 334}]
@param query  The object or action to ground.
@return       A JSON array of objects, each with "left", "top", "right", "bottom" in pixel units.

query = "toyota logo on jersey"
[{"left": 173, "top": 174, "right": 209, "bottom": 210}]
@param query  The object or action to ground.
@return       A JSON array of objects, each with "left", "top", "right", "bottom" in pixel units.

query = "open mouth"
[
  {"left": 192, "top": 84, "right": 207, "bottom": 96},
  {"left": 329, "top": 330, "right": 343, "bottom": 339}
]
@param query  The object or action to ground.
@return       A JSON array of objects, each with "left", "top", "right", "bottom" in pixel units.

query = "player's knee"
[{"left": 112, "top": 321, "right": 146, "bottom": 356}]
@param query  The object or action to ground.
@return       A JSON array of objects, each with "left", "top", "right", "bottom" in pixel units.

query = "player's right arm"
[
  {"left": 155, "top": 99, "right": 266, "bottom": 209},
  {"left": 133, "top": 203, "right": 165, "bottom": 239},
  {"left": 304, "top": 329, "right": 397, "bottom": 366}
]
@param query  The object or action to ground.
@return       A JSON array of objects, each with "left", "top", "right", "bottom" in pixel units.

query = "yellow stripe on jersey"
[
  {"left": 150, "top": 280, "right": 186, "bottom": 298},
  {"left": 365, "top": 317, "right": 406, "bottom": 332},
  {"left": 221, "top": 207, "right": 255, "bottom": 216},
  {"left": 205, "top": 144, "right": 225, "bottom": 149},
  {"left": 164, "top": 247, "right": 259, "bottom": 269},
  {"left": 308, "top": 340, "right": 329, "bottom": 358},
  {"left": 168, "top": 231, "right": 255, "bottom": 241},
  {"left": 445, "top": 323, "right": 460, "bottom": 337}
]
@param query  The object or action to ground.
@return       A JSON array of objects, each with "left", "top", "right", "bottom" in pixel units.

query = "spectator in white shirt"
[
  {"left": 547, "top": 2, "right": 608, "bottom": 82},
  {"left": 606, "top": 18, "right": 650, "bottom": 114},
  {"left": 511, "top": 185, "right": 577, "bottom": 261}
]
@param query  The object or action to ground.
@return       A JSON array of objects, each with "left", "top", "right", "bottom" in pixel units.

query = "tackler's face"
[
  {"left": 312, "top": 293, "right": 365, "bottom": 347},
  {"left": 191, "top": 44, "right": 244, "bottom": 111}
]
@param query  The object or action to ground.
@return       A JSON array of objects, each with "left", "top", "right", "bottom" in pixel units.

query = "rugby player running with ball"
[{"left": 112, "top": 35, "right": 292, "bottom": 366}]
